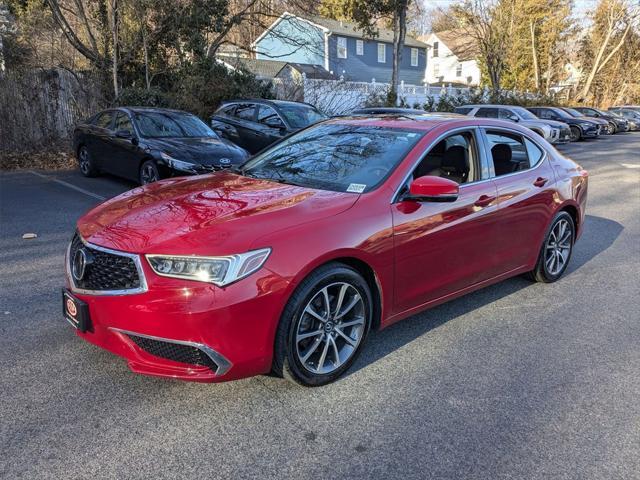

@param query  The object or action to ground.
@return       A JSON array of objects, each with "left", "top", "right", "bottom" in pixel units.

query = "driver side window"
[{"left": 412, "top": 131, "right": 478, "bottom": 185}]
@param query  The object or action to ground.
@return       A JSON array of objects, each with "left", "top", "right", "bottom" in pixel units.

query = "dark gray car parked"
[{"left": 211, "top": 100, "right": 327, "bottom": 154}]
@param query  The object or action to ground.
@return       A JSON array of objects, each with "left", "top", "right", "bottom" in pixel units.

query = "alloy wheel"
[
  {"left": 140, "top": 163, "right": 159, "bottom": 184},
  {"left": 607, "top": 123, "right": 616, "bottom": 135},
  {"left": 544, "top": 218, "right": 573, "bottom": 276},
  {"left": 569, "top": 126, "right": 580, "bottom": 142},
  {"left": 79, "top": 147, "right": 90, "bottom": 175},
  {"left": 295, "top": 282, "right": 366, "bottom": 375}
]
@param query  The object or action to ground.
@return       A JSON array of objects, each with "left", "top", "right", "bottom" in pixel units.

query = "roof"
[
  {"left": 224, "top": 58, "right": 288, "bottom": 78},
  {"left": 431, "top": 30, "right": 478, "bottom": 62},
  {"left": 222, "top": 99, "right": 318, "bottom": 108},
  {"left": 282, "top": 63, "right": 338, "bottom": 80},
  {"left": 255, "top": 12, "right": 428, "bottom": 49},
  {"left": 325, "top": 114, "right": 489, "bottom": 131}
]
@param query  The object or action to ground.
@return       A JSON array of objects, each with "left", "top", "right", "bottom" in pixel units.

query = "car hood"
[
  {"left": 578, "top": 116, "right": 608, "bottom": 126},
  {"left": 77, "top": 172, "right": 358, "bottom": 255},
  {"left": 520, "top": 120, "right": 551, "bottom": 130},
  {"left": 145, "top": 136, "right": 249, "bottom": 165}
]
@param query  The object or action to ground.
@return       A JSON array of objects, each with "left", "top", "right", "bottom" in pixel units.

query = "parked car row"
[{"left": 73, "top": 100, "right": 638, "bottom": 186}]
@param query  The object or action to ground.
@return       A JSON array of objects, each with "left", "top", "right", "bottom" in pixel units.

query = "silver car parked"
[{"left": 454, "top": 105, "right": 572, "bottom": 144}]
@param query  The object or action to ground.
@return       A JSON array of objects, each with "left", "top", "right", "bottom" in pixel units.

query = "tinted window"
[
  {"left": 95, "top": 111, "right": 114, "bottom": 129},
  {"left": 499, "top": 109, "right": 517, "bottom": 120},
  {"left": 278, "top": 104, "right": 327, "bottom": 129},
  {"left": 257, "top": 106, "right": 285, "bottom": 128},
  {"left": 242, "top": 124, "right": 424, "bottom": 193},
  {"left": 476, "top": 108, "right": 498, "bottom": 118},
  {"left": 235, "top": 104, "right": 256, "bottom": 121},
  {"left": 134, "top": 112, "right": 217, "bottom": 138},
  {"left": 486, "top": 131, "right": 531, "bottom": 176},
  {"left": 412, "top": 131, "right": 478, "bottom": 185},
  {"left": 219, "top": 104, "right": 236, "bottom": 116},
  {"left": 454, "top": 107, "right": 473, "bottom": 115},
  {"left": 114, "top": 113, "right": 134, "bottom": 135}
]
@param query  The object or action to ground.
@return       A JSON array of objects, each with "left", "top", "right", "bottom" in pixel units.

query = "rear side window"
[
  {"left": 114, "top": 112, "right": 134, "bottom": 135},
  {"left": 485, "top": 130, "right": 533, "bottom": 176},
  {"left": 476, "top": 108, "right": 498, "bottom": 118},
  {"left": 94, "top": 111, "right": 114, "bottom": 129},
  {"left": 219, "top": 104, "right": 236, "bottom": 116},
  {"left": 454, "top": 107, "right": 473, "bottom": 115},
  {"left": 524, "top": 138, "right": 544, "bottom": 167},
  {"left": 235, "top": 104, "right": 256, "bottom": 121}
]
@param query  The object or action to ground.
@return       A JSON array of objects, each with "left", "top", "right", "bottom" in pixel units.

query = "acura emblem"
[{"left": 72, "top": 248, "right": 92, "bottom": 281}]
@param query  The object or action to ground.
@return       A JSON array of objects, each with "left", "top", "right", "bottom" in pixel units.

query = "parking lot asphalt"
[{"left": 1, "top": 133, "right": 639, "bottom": 479}]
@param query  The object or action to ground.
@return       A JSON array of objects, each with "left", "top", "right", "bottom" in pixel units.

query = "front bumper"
[
  {"left": 551, "top": 127, "right": 571, "bottom": 144},
  {"left": 64, "top": 241, "right": 290, "bottom": 383}
]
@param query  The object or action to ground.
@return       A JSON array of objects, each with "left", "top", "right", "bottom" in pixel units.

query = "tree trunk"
[
  {"left": 142, "top": 23, "right": 150, "bottom": 90},
  {"left": 390, "top": 0, "right": 408, "bottom": 105},
  {"left": 110, "top": 0, "right": 119, "bottom": 98},
  {"left": 530, "top": 20, "right": 540, "bottom": 91}
]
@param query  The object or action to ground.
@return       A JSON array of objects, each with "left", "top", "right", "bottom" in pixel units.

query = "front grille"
[
  {"left": 127, "top": 334, "right": 219, "bottom": 371},
  {"left": 69, "top": 234, "right": 141, "bottom": 291}
]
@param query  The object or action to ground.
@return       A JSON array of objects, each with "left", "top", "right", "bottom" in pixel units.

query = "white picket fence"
[{"left": 273, "top": 74, "right": 472, "bottom": 115}]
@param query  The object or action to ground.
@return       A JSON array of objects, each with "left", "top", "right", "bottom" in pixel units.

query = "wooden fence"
[{"left": 0, "top": 68, "right": 104, "bottom": 152}]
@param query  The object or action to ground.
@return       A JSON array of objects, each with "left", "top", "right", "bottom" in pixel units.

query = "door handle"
[
  {"left": 474, "top": 195, "right": 495, "bottom": 207},
  {"left": 533, "top": 177, "right": 549, "bottom": 187}
]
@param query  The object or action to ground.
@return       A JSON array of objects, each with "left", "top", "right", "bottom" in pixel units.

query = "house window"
[
  {"left": 456, "top": 63, "right": 463, "bottom": 77},
  {"left": 433, "top": 41, "right": 439, "bottom": 57},
  {"left": 356, "top": 40, "right": 364, "bottom": 55},
  {"left": 377, "top": 43, "right": 386, "bottom": 63},
  {"left": 433, "top": 63, "right": 440, "bottom": 77},
  {"left": 337, "top": 37, "right": 347, "bottom": 59},
  {"left": 410, "top": 48, "right": 419, "bottom": 66}
]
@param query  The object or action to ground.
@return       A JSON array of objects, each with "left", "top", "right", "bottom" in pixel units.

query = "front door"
[{"left": 392, "top": 129, "right": 502, "bottom": 313}]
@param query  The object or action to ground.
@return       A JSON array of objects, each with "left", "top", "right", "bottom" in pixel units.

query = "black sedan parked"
[
  {"left": 527, "top": 107, "right": 601, "bottom": 141},
  {"left": 210, "top": 100, "right": 327, "bottom": 154},
  {"left": 571, "top": 107, "right": 629, "bottom": 134},
  {"left": 73, "top": 107, "right": 249, "bottom": 185}
]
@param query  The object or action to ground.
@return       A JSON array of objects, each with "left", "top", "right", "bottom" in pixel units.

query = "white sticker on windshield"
[{"left": 347, "top": 183, "right": 367, "bottom": 193}]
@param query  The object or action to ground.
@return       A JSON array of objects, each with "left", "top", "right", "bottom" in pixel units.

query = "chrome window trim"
[
  {"left": 66, "top": 234, "right": 148, "bottom": 296},
  {"left": 390, "top": 126, "right": 489, "bottom": 204},
  {"left": 109, "top": 327, "right": 232, "bottom": 376}
]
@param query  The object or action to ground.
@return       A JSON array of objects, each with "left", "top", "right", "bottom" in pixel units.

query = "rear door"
[
  {"left": 108, "top": 111, "right": 142, "bottom": 180},
  {"left": 480, "top": 127, "right": 557, "bottom": 271},
  {"left": 91, "top": 110, "right": 116, "bottom": 170},
  {"left": 228, "top": 103, "right": 260, "bottom": 152},
  {"left": 391, "top": 128, "right": 502, "bottom": 313},
  {"left": 254, "top": 105, "right": 287, "bottom": 150}
]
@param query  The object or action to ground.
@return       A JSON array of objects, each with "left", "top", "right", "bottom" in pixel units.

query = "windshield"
[
  {"left": 134, "top": 112, "right": 217, "bottom": 138},
  {"left": 278, "top": 105, "right": 328, "bottom": 129},
  {"left": 563, "top": 108, "right": 584, "bottom": 117},
  {"left": 512, "top": 106, "right": 538, "bottom": 120},
  {"left": 241, "top": 123, "right": 424, "bottom": 193}
]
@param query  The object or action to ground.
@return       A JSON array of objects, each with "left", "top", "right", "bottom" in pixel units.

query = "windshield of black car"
[
  {"left": 134, "top": 112, "right": 217, "bottom": 138},
  {"left": 512, "top": 107, "right": 538, "bottom": 120},
  {"left": 563, "top": 108, "right": 584, "bottom": 117},
  {"left": 241, "top": 123, "right": 424, "bottom": 193},
  {"left": 278, "top": 105, "right": 328, "bottom": 129}
]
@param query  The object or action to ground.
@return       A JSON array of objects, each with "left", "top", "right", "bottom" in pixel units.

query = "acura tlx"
[{"left": 63, "top": 115, "right": 588, "bottom": 386}]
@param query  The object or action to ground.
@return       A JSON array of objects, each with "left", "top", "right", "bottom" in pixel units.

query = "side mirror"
[
  {"left": 509, "top": 115, "right": 520, "bottom": 122},
  {"left": 115, "top": 129, "right": 133, "bottom": 139},
  {"left": 404, "top": 176, "right": 459, "bottom": 202}
]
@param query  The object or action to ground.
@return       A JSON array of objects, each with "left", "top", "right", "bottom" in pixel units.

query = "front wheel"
[
  {"left": 273, "top": 263, "right": 373, "bottom": 386},
  {"left": 606, "top": 122, "right": 616, "bottom": 135},
  {"left": 526, "top": 211, "right": 575, "bottom": 283},
  {"left": 139, "top": 160, "right": 160, "bottom": 185},
  {"left": 569, "top": 126, "right": 582, "bottom": 142}
]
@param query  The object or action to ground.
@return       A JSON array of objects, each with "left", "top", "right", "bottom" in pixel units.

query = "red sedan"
[{"left": 63, "top": 115, "right": 588, "bottom": 386}]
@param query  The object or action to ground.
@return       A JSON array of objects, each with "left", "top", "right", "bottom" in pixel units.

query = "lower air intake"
[{"left": 127, "top": 334, "right": 219, "bottom": 372}]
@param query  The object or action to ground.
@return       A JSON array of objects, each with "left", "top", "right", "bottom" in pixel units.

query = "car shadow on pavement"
[{"left": 347, "top": 214, "right": 624, "bottom": 378}]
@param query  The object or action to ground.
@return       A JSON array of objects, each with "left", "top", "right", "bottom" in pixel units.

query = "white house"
[{"left": 420, "top": 30, "right": 481, "bottom": 86}]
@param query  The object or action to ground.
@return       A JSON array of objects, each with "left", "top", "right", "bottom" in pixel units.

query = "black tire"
[
  {"left": 273, "top": 262, "right": 373, "bottom": 387},
  {"left": 526, "top": 211, "right": 575, "bottom": 283},
  {"left": 569, "top": 126, "right": 582, "bottom": 142},
  {"left": 77, "top": 145, "right": 99, "bottom": 177},
  {"left": 139, "top": 160, "right": 160, "bottom": 185},
  {"left": 607, "top": 122, "right": 617, "bottom": 135}
]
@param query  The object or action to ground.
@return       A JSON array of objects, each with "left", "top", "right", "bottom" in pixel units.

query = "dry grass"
[{"left": 0, "top": 149, "right": 77, "bottom": 171}]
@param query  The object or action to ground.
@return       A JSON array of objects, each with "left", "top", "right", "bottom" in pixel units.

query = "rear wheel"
[
  {"left": 139, "top": 160, "right": 160, "bottom": 185},
  {"left": 526, "top": 211, "right": 575, "bottom": 283},
  {"left": 569, "top": 126, "right": 582, "bottom": 142},
  {"left": 78, "top": 145, "right": 98, "bottom": 177},
  {"left": 273, "top": 263, "right": 373, "bottom": 387}
]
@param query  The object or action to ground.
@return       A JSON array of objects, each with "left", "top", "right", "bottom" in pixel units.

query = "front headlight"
[
  {"left": 146, "top": 248, "right": 271, "bottom": 286},
  {"left": 160, "top": 152, "right": 197, "bottom": 172},
  {"left": 579, "top": 122, "right": 593, "bottom": 128}
]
